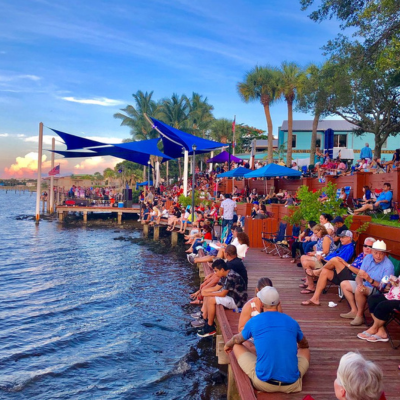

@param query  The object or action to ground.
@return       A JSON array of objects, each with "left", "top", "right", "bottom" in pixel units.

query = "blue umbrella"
[
  {"left": 245, "top": 163, "right": 302, "bottom": 178},
  {"left": 217, "top": 167, "right": 251, "bottom": 178}
]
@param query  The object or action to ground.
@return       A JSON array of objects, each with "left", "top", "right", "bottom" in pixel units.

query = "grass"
[{"left": 371, "top": 216, "right": 400, "bottom": 228}]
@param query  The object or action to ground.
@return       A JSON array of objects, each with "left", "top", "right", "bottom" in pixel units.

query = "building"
[{"left": 278, "top": 120, "right": 398, "bottom": 163}]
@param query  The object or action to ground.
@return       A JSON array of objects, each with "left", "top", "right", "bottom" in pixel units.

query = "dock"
[{"left": 197, "top": 248, "right": 400, "bottom": 400}]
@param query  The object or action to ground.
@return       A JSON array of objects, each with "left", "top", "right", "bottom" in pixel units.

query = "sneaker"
[
  {"left": 137, "top": 219, "right": 141, "bottom": 222},
  {"left": 190, "top": 311, "right": 202, "bottom": 319},
  {"left": 348, "top": 209, "right": 354, "bottom": 215},
  {"left": 347, "top": 207, "right": 352, "bottom": 213},
  {"left": 191, "top": 319, "right": 206, "bottom": 328},
  {"left": 197, "top": 324, "right": 216, "bottom": 337}
]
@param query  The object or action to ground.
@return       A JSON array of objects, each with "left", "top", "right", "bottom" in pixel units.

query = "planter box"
[{"left": 236, "top": 203, "right": 252, "bottom": 217}]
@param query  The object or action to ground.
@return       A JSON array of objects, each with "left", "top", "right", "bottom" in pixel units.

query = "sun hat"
[
  {"left": 338, "top": 230, "right": 353, "bottom": 238},
  {"left": 257, "top": 286, "right": 280, "bottom": 306},
  {"left": 372, "top": 240, "right": 390, "bottom": 252}
]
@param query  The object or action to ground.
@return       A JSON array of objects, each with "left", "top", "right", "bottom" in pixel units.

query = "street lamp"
[
  {"left": 191, "top": 144, "right": 197, "bottom": 223},
  {"left": 147, "top": 160, "right": 151, "bottom": 192}
]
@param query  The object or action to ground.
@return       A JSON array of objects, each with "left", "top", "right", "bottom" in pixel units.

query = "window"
[
  {"left": 291, "top": 134, "right": 297, "bottom": 149},
  {"left": 334, "top": 134, "right": 347, "bottom": 147},
  {"left": 316, "top": 133, "right": 322, "bottom": 148}
]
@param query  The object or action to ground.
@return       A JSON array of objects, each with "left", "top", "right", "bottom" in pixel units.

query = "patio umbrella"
[
  {"left": 207, "top": 151, "right": 242, "bottom": 163},
  {"left": 217, "top": 167, "right": 251, "bottom": 178}
]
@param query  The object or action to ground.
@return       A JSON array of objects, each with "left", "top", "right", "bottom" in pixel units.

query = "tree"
[
  {"left": 300, "top": 0, "right": 400, "bottom": 71},
  {"left": 296, "top": 63, "right": 334, "bottom": 164},
  {"left": 237, "top": 66, "right": 280, "bottom": 164},
  {"left": 186, "top": 92, "right": 214, "bottom": 137},
  {"left": 209, "top": 118, "right": 233, "bottom": 144},
  {"left": 324, "top": 44, "right": 400, "bottom": 158},
  {"left": 114, "top": 161, "right": 142, "bottom": 187},
  {"left": 235, "top": 124, "right": 266, "bottom": 153},
  {"left": 277, "top": 62, "right": 304, "bottom": 167},
  {"left": 113, "top": 90, "right": 160, "bottom": 141}
]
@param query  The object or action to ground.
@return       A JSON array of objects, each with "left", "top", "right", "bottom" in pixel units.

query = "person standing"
[
  {"left": 360, "top": 143, "right": 373, "bottom": 162},
  {"left": 220, "top": 194, "right": 236, "bottom": 232}
]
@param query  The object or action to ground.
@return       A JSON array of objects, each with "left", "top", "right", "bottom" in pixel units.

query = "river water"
[{"left": 0, "top": 191, "right": 225, "bottom": 400}]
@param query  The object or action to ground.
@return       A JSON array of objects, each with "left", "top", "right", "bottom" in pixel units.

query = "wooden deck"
[{"left": 213, "top": 248, "right": 400, "bottom": 400}]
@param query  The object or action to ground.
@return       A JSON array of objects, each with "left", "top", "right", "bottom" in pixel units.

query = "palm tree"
[
  {"left": 237, "top": 66, "right": 280, "bottom": 164},
  {"left": 277, "top": 62, "right": 304, "bottom": 167},
  {"left": 187, "top": 92, "right": 215, "bottom": 137},
  {"left": 210, "top": 118, "right": 233, "bottom": 144}
]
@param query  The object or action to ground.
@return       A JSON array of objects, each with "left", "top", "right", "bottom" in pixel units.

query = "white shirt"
[
  {"left": 236, "top": 243, "right": 248, "bottom": 259},
  {"left": 221, "top": 198, "right": 236, "bottom": 220}
]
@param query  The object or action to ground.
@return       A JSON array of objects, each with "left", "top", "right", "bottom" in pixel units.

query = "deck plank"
[{"left": 217, "top": 248, "right": 400, "bottom": 400}]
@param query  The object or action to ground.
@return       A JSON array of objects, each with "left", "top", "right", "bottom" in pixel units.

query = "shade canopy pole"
[
  {"left": 35, "top": 122, "right": 43, "bottom": 223},
  {"left": 183, "top": 150, "right": 189, "bottom": 196},
  {"left": 209, "top": 151, "right": 214, "bottom": 172},
  {"left": 49, "top": 137, "right": 55, "bottom": 213}
]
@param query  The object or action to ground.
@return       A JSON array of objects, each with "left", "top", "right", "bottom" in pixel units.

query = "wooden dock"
[
  {"left": 203, "top": 248, "right": 400, "bottom": 400},
  {"left": 57, "top": 205, "right": 140, "bottom": 224}
]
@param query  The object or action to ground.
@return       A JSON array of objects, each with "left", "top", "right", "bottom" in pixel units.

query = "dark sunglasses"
[{"left": 363, "top": 244, "right": 373, "bottom": 248}]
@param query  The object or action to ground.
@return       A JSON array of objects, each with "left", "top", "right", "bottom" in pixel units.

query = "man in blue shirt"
[
  {"left": 360, "top": 143, "right": 373, "bottom": 161},
  {"left": 224, "top": 287, "right": 310, "bottom": 393},
  {"left": 301, "top": 237, "right": 375, "bottom": 307},
  {"left": 351, "top": 182, "right": 393, "bottom": 215},
  {"left": 340, "top": 240, "right": 394, "bottom": 326}
]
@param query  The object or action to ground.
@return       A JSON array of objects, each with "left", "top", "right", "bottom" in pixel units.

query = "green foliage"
[
  {"left": 131, "top": 189, "right": 141, "bottom": 203},
  {"left": 285, "top": 182, "right": 347, "bottom": 225},
  {"left": 178, "top": 191, "right": 201, "bottom": 208}
]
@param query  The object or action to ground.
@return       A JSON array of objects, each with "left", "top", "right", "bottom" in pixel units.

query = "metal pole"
[
  {"left": 191, "top": 148, "right": 196, "bottom": 223},
  {"left": 147, "top": 161, "right": 150, "bottom": 191},
  {"left": 35, "top": 122, "right": 43, "bottom": 223},
  {"left": 228, "top": 143, "right": 232, "bottom": 171},
  {"left": 49, "top": 137, "right": 55, "bottom": 214},
  {"left": 183, "top": 149, "right": 189, "bottom": 196}
]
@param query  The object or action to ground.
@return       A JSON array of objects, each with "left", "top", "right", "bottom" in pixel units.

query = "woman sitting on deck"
[{"left": 217, "top": 232, "right": 250, "bottom": 260}]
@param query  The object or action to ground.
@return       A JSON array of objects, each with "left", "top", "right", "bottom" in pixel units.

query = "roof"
[
  {"left": 255, "top": 139, "right": 279, "bottom": 148},
  {"left": 280, "top": 120, "right": 357, "bottom": 132}
]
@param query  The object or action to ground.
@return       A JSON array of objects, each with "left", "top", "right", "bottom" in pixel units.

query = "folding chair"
[
  {"left": 384, "top": 308, "right": 400, "bottom": 349},
  {"left": 262, "top": 222, "right": 287, "bottom": 256}
]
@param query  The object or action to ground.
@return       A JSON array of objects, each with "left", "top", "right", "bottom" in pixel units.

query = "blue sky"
[{"left": 0, "top": 0, "right": 342, "bottom": 178}]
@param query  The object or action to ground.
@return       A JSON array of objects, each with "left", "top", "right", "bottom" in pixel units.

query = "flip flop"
[
  {"left": 305, "top": 269, "right": 318, "bottom": 278},
  {"left": 366, "top": 334, "right": 389, "bottom": 343},
  {"left": 190, "top": 299, "right": 203, "bottom": 305},
  {"left": 357, "top": 331, "right": 373, "bottom": 341},
  {"left": 300, "top": 289, "right": 315, "bottom": 294},
  {"left": 301, "top": 300, "right": 321, "bottom": 306},
  {"left": 299, "top": 283, "right": 308, "bottom": 288}
]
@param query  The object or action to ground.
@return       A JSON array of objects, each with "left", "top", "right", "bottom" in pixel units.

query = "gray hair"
[
  {"left": 365, "top": 143, "right": 369, "bottom": 147},
  {"left": 364, "top": 237, "right": 376, "bottom": 244},
  {"left": 336, "top": 352, "right": 383, "bottom": 400}
]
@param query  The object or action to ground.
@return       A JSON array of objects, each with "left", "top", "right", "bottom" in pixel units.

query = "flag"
[{"left": 48, "top": 164, "right": 60, "bottom": 176}]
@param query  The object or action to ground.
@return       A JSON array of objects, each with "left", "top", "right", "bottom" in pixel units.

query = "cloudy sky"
[{"left": 0, "top": 0, "right": 342, "bottom": 178}]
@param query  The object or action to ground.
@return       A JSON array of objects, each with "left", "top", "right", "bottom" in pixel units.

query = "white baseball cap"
[{"left": 257, "top": 286, "right": 280, "bottom": 306}]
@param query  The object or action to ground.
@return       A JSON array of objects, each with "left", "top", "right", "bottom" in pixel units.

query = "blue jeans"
[
  {"left": 222, "top": 218, "right": 234, "bottom": 232},
  {"left": 303, "top": 241, "right": 317, "bottom": 254}
]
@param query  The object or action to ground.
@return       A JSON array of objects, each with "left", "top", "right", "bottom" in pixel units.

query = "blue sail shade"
[
  {"left": 217, "top": 167, "right": 251, "bottom": 178},
  {"left": 245, "top": 163, "right": 302, "bottom": 178},
  {"left": 150, "top": 118, "right": 223, "bottom": 158},
  {"left": 49, "top": 128, "right": 107, "bottom": 150}
]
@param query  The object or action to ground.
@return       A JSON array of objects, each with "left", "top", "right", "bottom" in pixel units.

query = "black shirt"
[{"left": 227, "top": 257, "right": 248, "bottom": 289}]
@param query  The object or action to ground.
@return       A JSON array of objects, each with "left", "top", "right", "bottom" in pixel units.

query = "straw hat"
[{"left": 372, "top": 240, "right": 390, "bottom": 252}]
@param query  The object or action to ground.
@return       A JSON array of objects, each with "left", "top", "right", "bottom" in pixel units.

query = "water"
[{"left": 0, "top": 192, "right": 225, "bottom": 399}]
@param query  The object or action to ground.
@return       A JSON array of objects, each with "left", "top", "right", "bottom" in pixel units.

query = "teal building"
[{"left": 278, "top": 120, "right": 398, "bottom": 163}]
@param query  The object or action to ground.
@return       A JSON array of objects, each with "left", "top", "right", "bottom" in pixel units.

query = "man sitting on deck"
[
  {"left": 195, "top": 259, "right": 248, "bottom": 338},
  {"left": 224, "top": 286, "right": 310, "bottom": 393},
  {"left": 301, "top": 237, "right": 376, "bottom": 307}
]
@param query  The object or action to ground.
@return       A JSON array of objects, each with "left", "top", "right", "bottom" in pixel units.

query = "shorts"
[
  {"left": 312, "top": 257, "right": 327, "bottom": 270},
  {"left": 346, "top": 280, "right": 375, "bottom": 295},
  {"left": 331, "top": 267, "right": 356, "bottom": 285},
  {"left": 215, "top": 295, "right": 237, "bottom": 310},
  {"left": 238, "top": 352, "right": 309, "bottom": 393},
  {"left": 373, "top": 204, "right": 383, "bottom": 212}
]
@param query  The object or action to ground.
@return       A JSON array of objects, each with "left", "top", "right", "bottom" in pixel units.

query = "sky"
[{"left": 0, "top": 0, "right": 343, "bottom": 178}]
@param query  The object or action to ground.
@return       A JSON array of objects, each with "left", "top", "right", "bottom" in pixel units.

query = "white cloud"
[
  {"left": 0, "top": 133, "right": 9, "bottom": 137},
  {"left": 24, "top": 135, "right": 58, "bottom": 146},
  {"left": 0, "top": 74, "right": 41, "bottom": 82},
  {"left": 61, "top": 96, "right": 124, "bottom": 106},
  {"left": 74, "top": 157, "right": 109, "bottom": 170},
  {"left": 17, "top": 134, "right": 25, "bottom": 137},
  {"left": 23, "top": 135, "right": 122, "bottom": 146}
]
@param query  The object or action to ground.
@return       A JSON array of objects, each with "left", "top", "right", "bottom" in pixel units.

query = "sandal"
[
  {"left": 305, "top": 269, "right": 319, "bottom": 278},
  {"left": 190, "top": 299, "right": 203, "bottom": 305},
  {"left": 299, "top": 283, "right": 308, "bottom": 288},
  {"left": 300, "top": 289, "right": 315, "bottom": 294}
]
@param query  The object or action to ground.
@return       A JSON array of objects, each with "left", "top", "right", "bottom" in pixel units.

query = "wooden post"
[
  {"left": 171, "top": 231, "right": 178, "bottom": 247},
  {"left": 216, "top": 335, "right": 230, "bottom": 365},
  {"left": 183, "top": 150, "right": 189, "bottom": 196},
  {"left": 117, "top": 212, "right": 122, "bottom": 225},
  {"left": 153, "top": 225, "right": 159, "bottom": 240},
  {"left": 35, "top": 122, "right": 43, "bottom": 223},
  {"left": 58, "top": 211, "right": 64, "bottom": 221},
  {"left": 83, "top": 211, "right": 87, "bottom": 223},
  {"left": 143, "top": 224, "right": 149, "bottom": 238},
  {"left": 42, "top": 200, "right": 45, "bottom": 212},
  {"left": 227, "top": 365, "right": 240, "bottom": 400}
]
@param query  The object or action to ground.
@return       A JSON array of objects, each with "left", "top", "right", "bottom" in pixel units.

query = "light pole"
[
  {"left": 191, "top": 144, "right": 197, "bottom": 223},
  {"left": 147, "top": 160, "right": 151, "bottom": 192}
]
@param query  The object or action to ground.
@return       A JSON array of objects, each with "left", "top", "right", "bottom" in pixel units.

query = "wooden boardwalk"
[{"left": 217, "top": 248, "right": 400, "bottom": 400}]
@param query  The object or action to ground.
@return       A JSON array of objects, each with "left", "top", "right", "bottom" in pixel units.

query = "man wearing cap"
[
  {"left": 340, "top": 240, "right": 394, "bottom": 325},
  {"left": 302, "top": 237, "right": 376, "bottom": 306},
  {"left": 351, "top": 182, "right": 392, "bottom": 215},
  {"left": 302, "top": 230, "right": 355, "bottom": 293},
  {"left": 220, "top": 194, "right": 236, "bottom": 232},
  {"left": 224, "top": 287, "right": 310, "bottom": 393}
]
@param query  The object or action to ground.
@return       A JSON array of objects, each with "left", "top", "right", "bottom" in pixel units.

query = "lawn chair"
[
  {"left": 384, "top": 308, "right": 400, "bottom": 349},
  {"left": 262, "top": 222, "right": 287, "bottom": 256}
]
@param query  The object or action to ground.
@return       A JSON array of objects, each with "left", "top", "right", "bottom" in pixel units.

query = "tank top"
[
  {"left": 249, "top": 298, "right": 261, "bottom": 317},
  {"left": 316, "top": 235, "right": 336, "bottom": 254}
]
